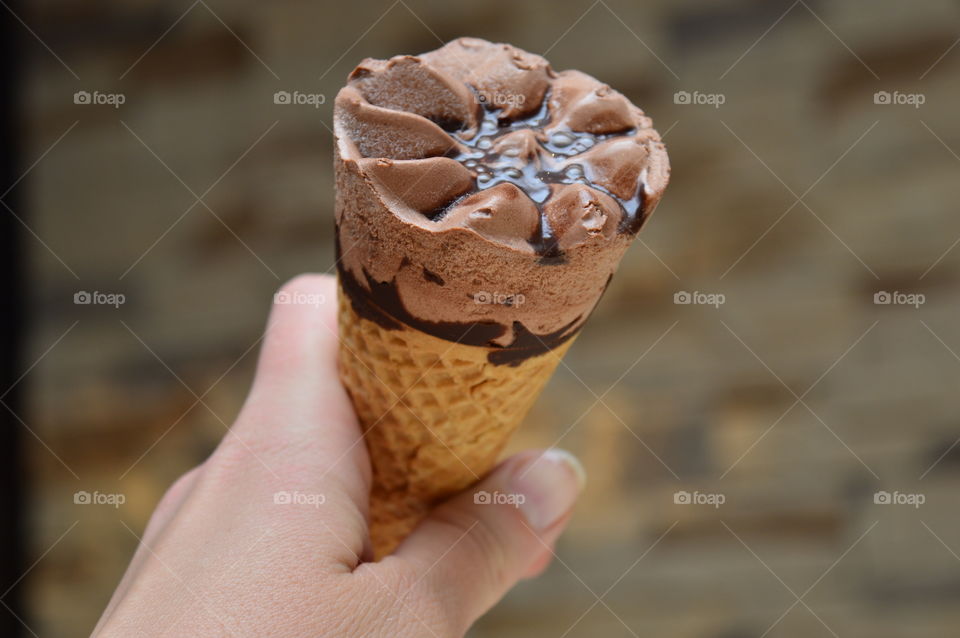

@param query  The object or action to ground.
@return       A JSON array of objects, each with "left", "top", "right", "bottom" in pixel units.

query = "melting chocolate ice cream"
[{"left": 334, "top": 38, "right": 670, "bottom": 363}]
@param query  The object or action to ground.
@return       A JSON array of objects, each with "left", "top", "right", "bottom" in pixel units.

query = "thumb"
[{"left": 393, "top": 449, "right": 585, "bottom": 631}]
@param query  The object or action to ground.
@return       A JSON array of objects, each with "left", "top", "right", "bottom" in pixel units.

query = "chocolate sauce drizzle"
[
  {"left": 422, "top": 267, "right": 445, "bottom": 285},
  {"left": 429, "top": 91, "right": 650, "bottom": 263},
  {"left": 336, "top": 229, "right": 581, "bottom": 366}
]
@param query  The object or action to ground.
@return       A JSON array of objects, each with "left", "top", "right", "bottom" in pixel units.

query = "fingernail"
[{"left": 509, "top": 449, "right": 586, "bottom": 531}]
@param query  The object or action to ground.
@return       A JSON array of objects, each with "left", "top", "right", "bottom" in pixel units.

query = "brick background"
[{"left": 10, "top": 0, "right": 960, "bottom": 635}]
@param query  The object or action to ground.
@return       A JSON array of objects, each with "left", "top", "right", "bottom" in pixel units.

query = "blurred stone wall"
[{"left": 12, "top": 0, "right": 960, "bottom": 635}]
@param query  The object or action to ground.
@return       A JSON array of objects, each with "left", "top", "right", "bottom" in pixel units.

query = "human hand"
[{"left": 94, "top": 274, "right": 585, "bottom": 637}]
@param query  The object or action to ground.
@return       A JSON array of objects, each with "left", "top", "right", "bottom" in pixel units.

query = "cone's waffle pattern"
[{"left": 336, "top": 284, "right": 572, "bottom": 557}]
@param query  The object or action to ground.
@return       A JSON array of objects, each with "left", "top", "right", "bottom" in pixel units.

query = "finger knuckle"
[
  {"left": 162, "top": 464, "right": 202, "bottom": 503},
  {"left": 275, "top": 273, "right": 330, "bottom": 300},
  {"left": 149, "top": 464, "right": 203, "bottom": 522},
  {"left": 354, "top": 560, "right": 461, "bottom": 637},
  {"left": 430, "top": 506, "right": 512, "bottom": 590}
]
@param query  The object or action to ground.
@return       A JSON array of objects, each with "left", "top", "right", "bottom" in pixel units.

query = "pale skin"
[{"left": 94, "top": 274, "right": 585, "bottom": 637}]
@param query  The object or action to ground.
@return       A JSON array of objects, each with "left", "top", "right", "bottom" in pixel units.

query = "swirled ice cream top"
[{"left": 334, "top": 38, "right": 670, "bottom": 361}]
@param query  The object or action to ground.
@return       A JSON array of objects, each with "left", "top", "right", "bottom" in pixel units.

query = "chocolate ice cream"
[{"left": 335, "top": 37, "right": 670, "bottom": 362}]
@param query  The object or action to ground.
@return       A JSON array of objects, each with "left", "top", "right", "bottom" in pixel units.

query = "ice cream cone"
[
  {"left": 337, "top": 283, "right": 573, "bottom": 557},
  {"left": 332, "top": 38, "right": 669, "bottom": 558}
]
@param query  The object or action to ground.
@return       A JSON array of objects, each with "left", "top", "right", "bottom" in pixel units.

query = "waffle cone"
[{"left": 336, "top": 283, "right": 573, "bottom": 558}]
